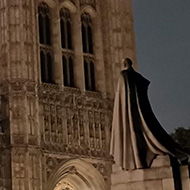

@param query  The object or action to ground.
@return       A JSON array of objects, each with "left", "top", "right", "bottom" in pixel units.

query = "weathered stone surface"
[
  {"left": 111, "top": 166, "right": 173, "bottom": 185},
  {"left": 151, "top": 155, "right": 171, "bottom": 168},
  {"left": 162, "top": 179, "right": 175, "bottom": 190},
  {"left": 0, "top": 0, "right": 136, "bottom": 189},
  {"left": 111, "top": 158, "right": 190, "bottom": 190},
  {"left": 180, "top": 165, "right": 190, "bottom": 190}
]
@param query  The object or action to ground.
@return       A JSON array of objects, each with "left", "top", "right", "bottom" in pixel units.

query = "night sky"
[{"left": 132, "top": 0, "right": 190, "bottom": 133}]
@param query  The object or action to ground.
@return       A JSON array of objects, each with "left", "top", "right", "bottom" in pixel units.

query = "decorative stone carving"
[{"left": 39, "top": 84, "right": 112, "bottom": 158}]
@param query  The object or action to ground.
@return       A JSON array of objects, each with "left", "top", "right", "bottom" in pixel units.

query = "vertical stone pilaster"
[
  {"left": 73, "top": 0, "right": 85, "bottom": 89},
  {"left": 0, "top": 0, "right": 9, "bottom": 82},
  {"left": 51, "top": 5, "right": 63, "bottom": 85},
  {"left": 6, "top": 0, "right": 37, "bottom": 81},
  {"left": 93, "top": 0, "right": 106, "bottom": 93},
  {"left": 11, "top": 148, "right": 42, "bottom": 190},
  {"left": 100, "top": 0, "right": 136, "bottom": 94},
  {"left": 119, "top": 0, "right": 137, "bottom": 67},
  {"left": 12, "top": 149, "right": 29, "bottom": 190}
]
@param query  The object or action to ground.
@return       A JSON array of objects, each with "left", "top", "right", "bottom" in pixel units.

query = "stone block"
[
  {"left": 162, "top": 178, "right": 175, "bottom": 190},
  {"left": 111, "top": 183, "right": 127, "bottom": 190},
  {"left": 111, "top": 166, "right": 173, "bottom": 185},
  {"left": 127, "top": 180, "right": 162, "bottom": 190},
  {"left": 112, "top": 164, "right": 123, "bottom": 173},
  {"left": 180, "top": 165, "right": 190, "bottom": 190},
  {"left": 151, "top": 155, "right": 171, "bottom": 168}
]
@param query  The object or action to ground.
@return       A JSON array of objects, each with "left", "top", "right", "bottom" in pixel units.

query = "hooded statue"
[{"left": 110, "top": 58, "right": 189, "bottom": 170}]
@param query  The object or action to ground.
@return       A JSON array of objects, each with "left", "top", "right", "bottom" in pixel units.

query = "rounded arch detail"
[
  {"left": 81, "top": 5, "right": 97, "bottom": 18},
  {"left": 38, "top": 0, "right": 56, "bottom": 8},
  {"left": 46, "top": 158, "right": 107, "bottom": 190},
  {"left": 60, "top": 0, "right": 77, "bottom": 13}
]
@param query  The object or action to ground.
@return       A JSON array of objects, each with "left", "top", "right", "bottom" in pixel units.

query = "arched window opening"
[
  {"left": 38, "top": 3, "right": 52, "bottom": 45},
  {"left": 60, "top": 8, "right": 72, "bottom": 49},
  {"left": 38, "top": 3, "right": 54, "bottom": 84},
  {"left": 81, "top": 13, "right": 93, "bottom": 54},
  {"left": 60, "top": 8, "right": 74, "bottom": 87},
  {"left": 82, "top": 13, "right": 95, "bottom": 91}
]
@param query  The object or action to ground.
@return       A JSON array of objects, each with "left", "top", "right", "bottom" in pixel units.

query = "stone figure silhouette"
[{"left": 110, "top": 58, "right": 189, "bottom": 170}]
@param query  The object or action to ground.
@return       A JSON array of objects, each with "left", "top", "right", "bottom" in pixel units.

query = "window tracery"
[
  {"left": 60, "top": 8, "right": 74, "bottom": 87},
  {"left": 38, "top": 3, "right": 54, "bottom": 84},
  {"left": 81, "top": 13, "right": 93, "bottom": 54},
  {"left": 81, "top": 13, "right": 95, "bottom": 91}
]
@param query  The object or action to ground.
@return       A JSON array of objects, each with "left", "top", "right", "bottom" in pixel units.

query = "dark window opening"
[
  {"left": 81, "top": 13, "right": 93, "bottom": 54},
  {"left": 40, "top": 51, "right": 53, "bottom": 83},
  {"left": 69, "top": 57, "right": 74, "bottom": 87},
  {"left": 84, "top": 60, "right": 95, "bottom": 91},
  {"left": 60, "top": 8, "right": 72, "bottom": 50},
  {"left": 60, "top": 8, "right": 74, "bottom": 87},
  {"left": 62, "top": 56, "right": 68, "bottom": 86},
  {"left": 38, "top": 3, "right": 54, "bottom": 84},
  {"left": 63, "top": 56, "right": 74, "bottom": 87},
  {"left": 82, "top": 24, "right": 87, "bottom": 53},
  {"left": 90, "top": 61, "right": 95, "bottom": 91},
  {"left": 38, "top": 3, "right": 52, "bottom": 46},
  {"left": 46, "top": 53, "right": 53, "bottom": 83},
  {"left": 0, "top": 120, "right": 5, "bottom": 133},
  {"left": 45, "top": 15, "right": 51, "bottom": 45},
  {"left": 40, "top": 51, "right": 46, "bottom": 82},
  {"left": 38, "top": 13, "right": 44, "bottom": 44},
  {"left": 67, "top": 21, "right": 72, "bottom": 49},
  {"left": 84, "top": 60, "right": 89, "bottom": 90},
  {"left": 88, "top": 26, "right": 93, "bottom": 54},
  {"left": 60, "top": 19, "right": 66, "bottom": 48}
]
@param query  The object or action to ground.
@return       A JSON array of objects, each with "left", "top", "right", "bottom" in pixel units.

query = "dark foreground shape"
[{"left": 110, "top": 61, "right": 189, "bottom": 170}]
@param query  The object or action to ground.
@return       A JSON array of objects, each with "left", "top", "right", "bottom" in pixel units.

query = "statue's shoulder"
[{"left": 121, "top": 68, "right": 150, "bottom": 87}]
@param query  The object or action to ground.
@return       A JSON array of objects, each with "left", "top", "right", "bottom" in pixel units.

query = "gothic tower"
[{"left": 0, "top": 0, "right": 136, "bottom": 189}]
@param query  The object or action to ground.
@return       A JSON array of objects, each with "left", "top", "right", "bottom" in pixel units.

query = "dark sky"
[{"left": 132, "top": 0, "right": 190, "bottom": 133}]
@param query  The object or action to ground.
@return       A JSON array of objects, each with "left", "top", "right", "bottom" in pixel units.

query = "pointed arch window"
[
  {"left": 38, "top": 3, "right": 51, "bottom": 45},
  {"left": 38, "top": 3, "right": 53, "bottom": 83},
  {"left": 81, "top": 13, "right": 93, "bottom": 54},
  {"left": 81, "top": 13, "right": 95, "bottom": 91},
  {"left": 60, "top": 8, "right": 74, "bottom": 87}
]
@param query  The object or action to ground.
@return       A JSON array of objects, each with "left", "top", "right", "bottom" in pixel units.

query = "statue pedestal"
[{"left": 111, "top": 155, "right": 190, "bottom": 190}]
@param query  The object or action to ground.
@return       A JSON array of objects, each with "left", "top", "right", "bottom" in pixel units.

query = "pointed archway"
[{"left": 45, "top": 158, "right": 108, "bottom": 190}]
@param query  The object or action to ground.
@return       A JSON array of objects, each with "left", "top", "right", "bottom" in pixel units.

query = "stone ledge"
[
  {"left": 112, "top": 180, "right": 164, "bottom": 190},
  {"left": 111, "top": 166, "right": 173, "bottom": 184}
]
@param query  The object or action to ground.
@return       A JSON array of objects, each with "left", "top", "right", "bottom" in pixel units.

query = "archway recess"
[{"left": 45, "top": 158, "right": 107, "bottom": 190}]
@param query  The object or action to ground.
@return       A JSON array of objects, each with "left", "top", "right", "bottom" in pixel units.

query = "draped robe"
[{"left": 110, "top": 67, "right": 189, "bottom": 170}]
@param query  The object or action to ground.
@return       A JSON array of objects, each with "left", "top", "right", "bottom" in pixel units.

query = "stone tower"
[{"left": 0, "top": 0, "right": 136, "bottom": 189}]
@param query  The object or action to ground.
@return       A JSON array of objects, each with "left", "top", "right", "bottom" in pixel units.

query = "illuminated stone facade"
[{"left": 0, "top": 0, "right": 136, "bottom": 189}]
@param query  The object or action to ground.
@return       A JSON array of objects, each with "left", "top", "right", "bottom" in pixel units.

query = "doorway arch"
[{"left": 45, "top": 158, "right": 108, "bottom": 190}]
